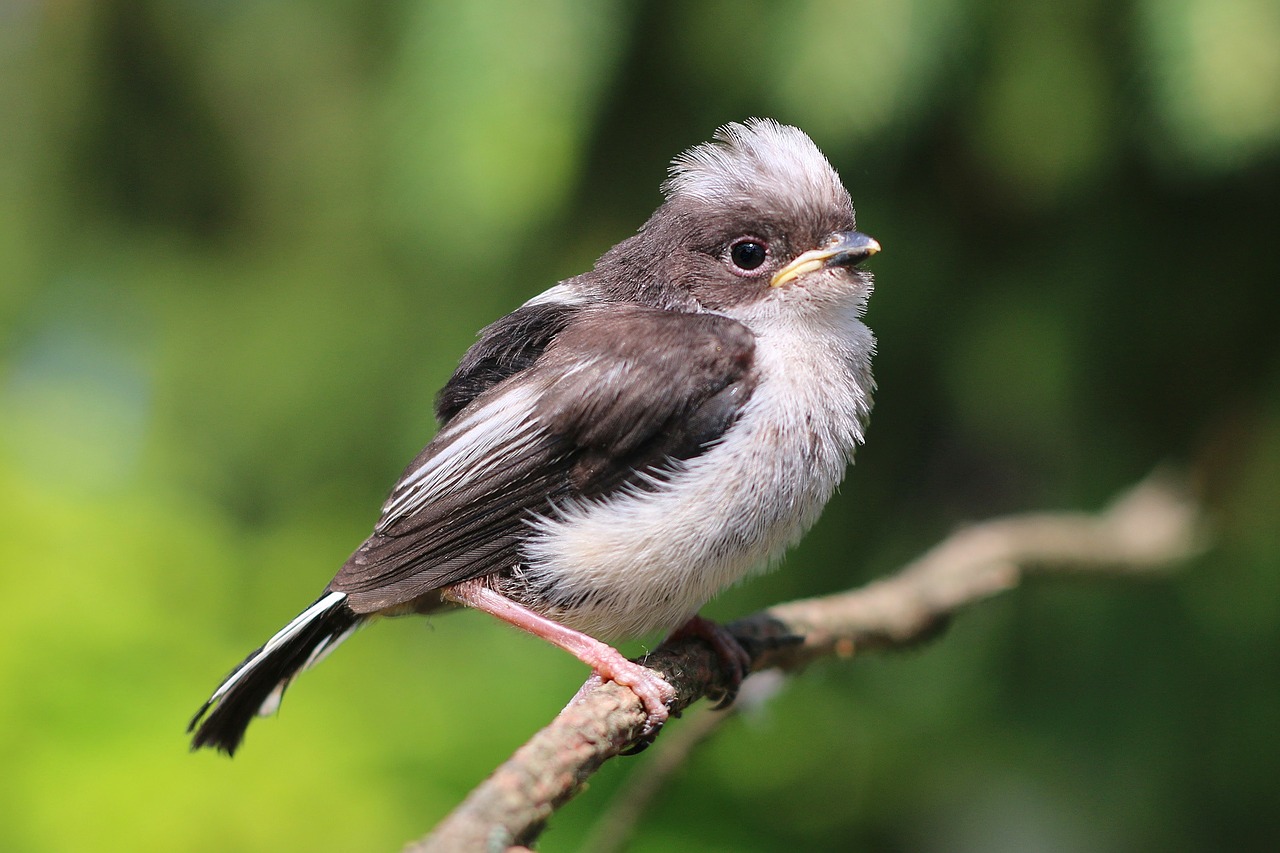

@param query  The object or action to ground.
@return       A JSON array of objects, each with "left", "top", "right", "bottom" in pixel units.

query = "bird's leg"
[
  {"left": 664, "top": 615, "right": 752, "bottom": 709},
  {"left": 444, "top": 579, "right": 676, "bottom": 734}
]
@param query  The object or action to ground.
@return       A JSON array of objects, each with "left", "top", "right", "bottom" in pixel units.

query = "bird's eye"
[{"left": 728, "top": 239, "right": 768, "bottom": 273}]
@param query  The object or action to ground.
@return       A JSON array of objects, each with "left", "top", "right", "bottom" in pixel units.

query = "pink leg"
[
  {"left": 666, "top": 615, "right": 752, "bottom": 709},
  {"left": 445, "top": 580, "right": 675, "bottom": 733}
]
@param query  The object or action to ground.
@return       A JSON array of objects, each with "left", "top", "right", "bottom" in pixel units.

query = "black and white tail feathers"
[{"left": 188, "top": 591, "right": 361, "bottom": 755}]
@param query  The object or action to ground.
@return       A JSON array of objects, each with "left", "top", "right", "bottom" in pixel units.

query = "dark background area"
[{"left": 2, "top": 1, "right": 1277, "bottom": 850}]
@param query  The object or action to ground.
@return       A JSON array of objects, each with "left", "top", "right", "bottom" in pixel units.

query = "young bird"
[{"left": 189, "top": 119, "right": 879, "bottom": 755}]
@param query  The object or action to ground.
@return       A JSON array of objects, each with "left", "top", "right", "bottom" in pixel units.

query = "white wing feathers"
[{"left": 376, "top": 384, "right": 545, "bottom": 533}]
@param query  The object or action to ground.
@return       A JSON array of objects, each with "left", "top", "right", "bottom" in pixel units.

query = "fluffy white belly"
[{"left": 517, "top": 312, "right": 874, "bottom": 639}]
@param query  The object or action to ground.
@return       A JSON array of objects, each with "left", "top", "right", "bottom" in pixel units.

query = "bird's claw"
[
  {"left": 667, "top": 615, "right": 752, "bottom": 710},
  {"left": 571, "top": 658, "right": 675, "bottom": 754}
]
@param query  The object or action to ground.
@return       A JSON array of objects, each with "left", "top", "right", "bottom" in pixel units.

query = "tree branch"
[
  {"left": 408, "top": 472, "right": 1203, "bottom": 852},
  {"left": 578, "top": 670, "right": 789, "bottom": 853}
]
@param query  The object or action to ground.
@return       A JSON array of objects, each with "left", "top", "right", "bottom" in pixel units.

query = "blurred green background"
[{"left": 2, "top": 0, "right": 1278, "bottom": 850}]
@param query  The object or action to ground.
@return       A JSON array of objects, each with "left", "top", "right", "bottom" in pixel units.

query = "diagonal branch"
[
  {"left": 408, "top": 472, "right": 1204, "bottom": 852},
  {"left": 579, "top": 670, "right": 789, "bottom": 853}
]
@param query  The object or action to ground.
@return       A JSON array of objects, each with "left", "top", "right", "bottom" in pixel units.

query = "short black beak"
[
  {"left": 770, "top": 230, "right": 881, "bottom": 287},
  {"left": 825, "top": 231, "right": 881, "bottom": 268}
]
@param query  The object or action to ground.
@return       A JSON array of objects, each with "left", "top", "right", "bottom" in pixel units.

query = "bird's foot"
[
  {"left": 568, "top": 661, "right": 675, "bottom": 755},
  {"left": 568, "top": 654, "right": 676, "bottom": 737},
  {"left": 586, "top": 656, "right": 677, "bottom": 735},
  {"left": 666, "top": 615, "right": 752, "bottom": 710}
]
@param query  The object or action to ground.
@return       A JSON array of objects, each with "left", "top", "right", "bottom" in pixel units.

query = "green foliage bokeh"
[{"left": 2, "top": 1, "right": 1278, "bottom": 850}]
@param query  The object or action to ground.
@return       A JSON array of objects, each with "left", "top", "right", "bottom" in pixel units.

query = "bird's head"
[{"left": 592, "top": 119, "right": 879, "bottom": 318}]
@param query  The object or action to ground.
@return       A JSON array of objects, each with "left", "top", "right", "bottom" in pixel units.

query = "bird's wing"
[
  {"left": 433, "top": 286, "right": 582, "bottom": 424},
  {"left": 330, "top": 304, "right": 758, "bottom": 613}
]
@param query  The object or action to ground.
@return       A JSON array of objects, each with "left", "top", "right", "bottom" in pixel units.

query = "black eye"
[{"left": 729, "top": 239, "right": 768, "bottom": 272}]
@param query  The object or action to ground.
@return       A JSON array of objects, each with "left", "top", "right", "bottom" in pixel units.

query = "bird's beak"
[{"left": 770, "top": 231, "right": 881, "bottom": 288}]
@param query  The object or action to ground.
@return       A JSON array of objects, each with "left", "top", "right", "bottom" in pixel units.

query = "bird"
[{"left": 188, "top": 118, "right": 879, "bottom": 755}]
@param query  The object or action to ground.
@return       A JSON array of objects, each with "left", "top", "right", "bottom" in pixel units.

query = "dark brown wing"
[
  {"left": 330, "top": 305, "right": 757, "bottom": 614},
  {"left": 434, "top": 294, "right": 579, "bottom": 425}
]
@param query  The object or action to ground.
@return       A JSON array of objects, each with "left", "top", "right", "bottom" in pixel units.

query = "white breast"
[{"left": 518, "top": 305, "right": 875, "bottom": 639}]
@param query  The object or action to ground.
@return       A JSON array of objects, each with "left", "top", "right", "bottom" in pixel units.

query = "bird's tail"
[{"left": 188, "top": 590, "right": 361, "bottom": 755}]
